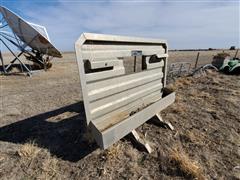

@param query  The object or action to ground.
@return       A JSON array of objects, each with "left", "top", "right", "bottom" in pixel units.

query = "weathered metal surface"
[
  {"left": 75, "top": 33, "right": 173, "bottom": 149},
  {"left": 90, "top": 91, "right": 175, "bottom": 149}
]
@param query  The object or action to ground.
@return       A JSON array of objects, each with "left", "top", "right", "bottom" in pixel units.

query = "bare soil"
[{"left": 0, "top": 50, "right": 239, "bottom": 179}]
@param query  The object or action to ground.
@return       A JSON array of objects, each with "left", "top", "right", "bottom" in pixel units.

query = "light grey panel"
[
  {"left": 93, "top": 91, "right": 162, "bottom": 132},
  {"left": 89, "top": 80, "right": 163, "bottom": 119},
  {"left": 87, "top": 68, "right": 163, "bottom": 101},
  {"left": 82, "top": 50, "right": 166, "bottom": 60},
  {"left": 75, "top": 33, "right": 173, "bottom": 150},
  {"left": 92, "top": 92, "right": 176, "bottom": 149}
]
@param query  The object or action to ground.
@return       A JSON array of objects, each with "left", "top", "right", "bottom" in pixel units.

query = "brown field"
[{"left": 0, "top": 50, "right": 239, "bottom": 179}]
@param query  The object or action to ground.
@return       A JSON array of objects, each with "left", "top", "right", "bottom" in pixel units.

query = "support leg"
[
  {"left": 155, "top": 113, "right": 174, "bottom": 130},
  {"left": 5, "top": 51, "right": 23, "bottom": 71},
  {"left": 0, "top": 37, "right": 32, "bottom": 75},
  {"left": 17, "top": 58, "right": 32, "bottom": 76},
  {"left": 4, "top": 51, "right": 32, "bottom": 76},
  {"left": 130, "top": 129, "right": 152, "bottom": 153},
  {"left": 0, "top": 50, "right": 6, "bottom": 73}
]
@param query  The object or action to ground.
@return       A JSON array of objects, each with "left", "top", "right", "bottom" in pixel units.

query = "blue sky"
[{"left": 0, "top": 0, "right": 239, "bottom": 51}]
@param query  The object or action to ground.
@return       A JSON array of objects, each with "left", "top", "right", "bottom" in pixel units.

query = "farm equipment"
[
  {"left": 0, "top": 6, "right": 61, "bottom": 76},
  {"left": 218, "top": 59, "right": 240, "bottom": 74},
  {"left": 212, "top": 52, "right": 240, "bottom": 74}
]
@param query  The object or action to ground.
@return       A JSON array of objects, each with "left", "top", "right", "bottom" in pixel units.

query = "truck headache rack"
[{"left": 75, "top": 33, "right": 175, "bottom": 150}]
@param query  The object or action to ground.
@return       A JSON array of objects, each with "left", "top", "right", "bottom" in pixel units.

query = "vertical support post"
[
  {"left": 163, "top": 45, "right": 168, "bottom": 88},
  {"left": 0, "top": 50, "right": 6, "bottom": 73},
  {"left": 178, "top": 63, "right": 183, "bottom": 76},
  {"left": 234, "top": 49, "right": 239, "bottom": 59},
  {"left": 194, "top": 52, "right": 200, "bottom": 69},
  {"left": 187, "top": 63, "right": 191, "bottom": 74},
  {"left": 133, "top": 56, "right": 137, "bottom": 72}
]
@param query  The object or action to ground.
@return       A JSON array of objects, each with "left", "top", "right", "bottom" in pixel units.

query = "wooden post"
[
  {"left": 194, "top": 52, "right": 200, "bottom": 69},
  {"left": 234, "top": 49, "right": 239, "bottom": 59}
]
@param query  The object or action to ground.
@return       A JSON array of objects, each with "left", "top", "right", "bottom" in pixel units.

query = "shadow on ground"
[
  {"left": 0, "top": 102, "right": 98, "bottom": 162},
  {"left": 0, "top": 64, "right": 47, "bottom": 76}
]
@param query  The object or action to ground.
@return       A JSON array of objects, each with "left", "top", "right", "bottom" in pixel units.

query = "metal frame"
[
  {"left": 75, "top": 33, "right": 175, "bottom": 150},
  {"left": 168, "top": 62, "right": 191, "bottom": 79},
  {"left": 0, "top": 6, "right": 61, "bottom": 76},
  {"left": 0, "top": 12, "right": 37, "bottom": 75},
  {"left": 0, "top": 26, "right": 39, "bottom": 76},
  {"left": 0, "top": 31, "right": 34, "bottom": 75}
]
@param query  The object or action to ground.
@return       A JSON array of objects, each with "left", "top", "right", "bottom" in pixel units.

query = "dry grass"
[
  {"left": 16, "top": 141, "right": 61, "bottom": 179},
  {"left": 17, "top": 141, "right": 41, "bottom": 159},
  {"left": 171, "top": 102, "right": 186, "bottom": 114},
  {"left": 105, "top": 143, "right": 123, "bottom": 160},
  {"left": 40, "top": 156, "right": 59, "bottom": 179},
  {"left": 213, "top": 52, "right": 230, "bottom": 59},
  {"left": 185, "top": 130, "right": 209, "bottom": 146},
  {"left": 169, "top": 147, "right": 205, "bottom": 180},
  {"left": 0, "top": 153, "right": 5, "bottom": 162},
  {"left": 168, "top": 77, "right": 193, "bottom": 92},
  {"left": 176, "top": 77, "right": 193, "bottom": 88},
  {"left": 0, "top": 153, "right": 5, "bottom": 174},
  {"left": 198, "top": 91, "right": 212, "bottom": 99}
]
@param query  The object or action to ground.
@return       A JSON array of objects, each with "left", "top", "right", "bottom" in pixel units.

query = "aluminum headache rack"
[{"left": 75, "top": 33, "right": 175, "bottom": 151}]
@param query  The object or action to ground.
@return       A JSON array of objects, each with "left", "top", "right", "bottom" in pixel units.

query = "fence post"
[
  {"left": 234, "top": 49, "right": 239, "bottom": 59},
  {"left": 194, "top": 52, "right": 200, "bottom": 69}
]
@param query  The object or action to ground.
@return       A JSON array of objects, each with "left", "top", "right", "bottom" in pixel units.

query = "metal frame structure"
[
  {"left": 168, "top": 62, "right": 191, "bottom": 79},
  {"left": 0, "top": 23, "right": 40, "bottom": 75},
  {"left": 0, "top": 6, "right": 62, "bottom": 76},
  {"left": 75, "top": 33, "right": 175, "bottom": 151}
]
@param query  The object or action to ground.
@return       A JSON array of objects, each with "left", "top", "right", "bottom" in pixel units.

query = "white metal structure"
[
  {"left": 0, "top": 6, "right": 61, "bottom": 75},
  {"left": 75, "top": 33, "right": 175, "bottom": 150}
]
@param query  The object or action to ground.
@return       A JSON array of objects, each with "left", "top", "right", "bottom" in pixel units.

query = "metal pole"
[
  {"left": 133, "top": 56, "right": 137, "bottom": 72},
  {"left": 0, "top": 39, "right": 31, "bottom": 74},
  {"left": 0, "top": 38, "right": 23, "bottom": 69},
  {"left": 0, "top": 35, "right": 33, "bottom": 74}
]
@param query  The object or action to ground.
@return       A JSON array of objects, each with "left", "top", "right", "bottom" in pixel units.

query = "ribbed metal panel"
[{"left": 75, "top": 33, "right": 172, "bottom": 149}]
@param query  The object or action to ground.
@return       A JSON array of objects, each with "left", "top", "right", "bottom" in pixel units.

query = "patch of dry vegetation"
[
  {"left": 17, "top": 141, "right": 41, "bottom": 159},
  {"left": 40, "top": 156, "right": 59, "bottom": 179},
  {"left": 0, "top": 153, "right": 5, "bottom": 175},
  {"left": 16, "top": 141, "right": 61, "bottom": 179},
  {"left": 175, "top": 77, "right": 193, "bottom": 88},
  {"left": 171, "top": 103, "right": 186, "bottom": 114},
  {"left": 104, "top": 143, "right": 124, "bottom": 161},
  {"left": 181, "top": 130, "right": 209, "bottom": 147},
  {"left": 167, "top": 77, "right": 193, "bottom": 91},
  {"left": 0, "top": 153, "right": 5, "bottom": 162},
  {"left": 105, "top": 145, "right": 120, "bottom": 160},
  {"left": 169, "top": 147, "right": 205, "bottom": 180}
]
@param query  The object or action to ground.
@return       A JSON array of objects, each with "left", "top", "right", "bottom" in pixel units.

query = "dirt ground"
[{"left": 0, "top": 50, "right": 239, "bottom": 179}]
